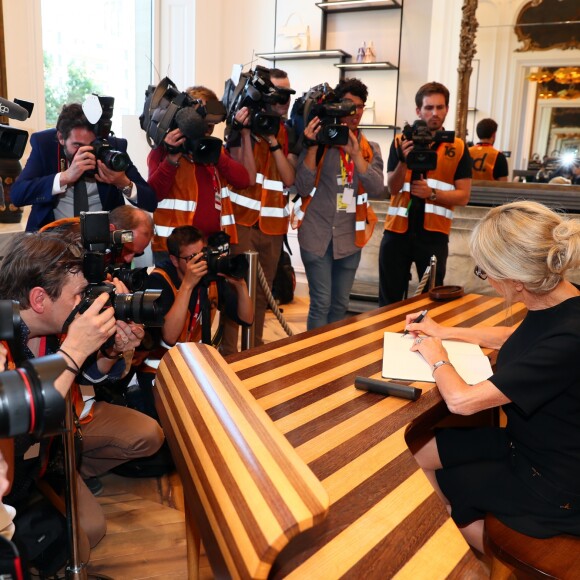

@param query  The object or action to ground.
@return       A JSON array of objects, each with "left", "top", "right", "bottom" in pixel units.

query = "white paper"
[{"left": 382, "top": 332, "right": 493, "bottom": 385}]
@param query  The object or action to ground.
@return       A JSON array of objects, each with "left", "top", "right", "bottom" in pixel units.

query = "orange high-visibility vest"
[
  {"left": 153, "top": 160, "right": 237, "bottom": 252},
  {"left": 384, "top": 136, "right": 465, "bottom": 235},
  {"left": 228, "top": 125, "right": 290, "bottom": 235},
  {"left": 469, "top": 144, "right": 500, "bottom": 181},
  {"left": 291, "top": 134, "right": 378, "bottom": 248}
]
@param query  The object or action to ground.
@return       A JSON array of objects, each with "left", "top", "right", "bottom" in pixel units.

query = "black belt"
[{"left": 510, "top": 442, "right": 580, "bottom": 511}]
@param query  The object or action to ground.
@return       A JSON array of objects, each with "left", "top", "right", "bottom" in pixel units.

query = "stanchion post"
[
  {"left": 429, "top": 255, "right": 437, "bottom": 289},
  {"left": 241, "top": 250, "right": 258, "bottom": 351}
]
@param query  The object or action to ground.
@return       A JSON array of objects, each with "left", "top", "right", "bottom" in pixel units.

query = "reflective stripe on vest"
[
  {"left": 157, "top": 198, "right": 197, "bottom": 212},
  {"left": 291, "top": 187, "right": 316, "bottom": 227}
]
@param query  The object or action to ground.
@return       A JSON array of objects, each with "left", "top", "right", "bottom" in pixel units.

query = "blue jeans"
[{"left": 301, "top": 242, "right": 361, "bottom": 330}]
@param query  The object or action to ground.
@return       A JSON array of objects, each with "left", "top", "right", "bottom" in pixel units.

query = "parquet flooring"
[{"left": 87, "top": 287, "right": 310, "bottom": 579}]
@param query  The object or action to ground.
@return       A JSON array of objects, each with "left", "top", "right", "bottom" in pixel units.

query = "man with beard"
[
  {"left": 11, "top": 103, "right": 157, "bottom": 231},
  {"left": 378, "top": 82, "right": 472, "bottom": 306}
]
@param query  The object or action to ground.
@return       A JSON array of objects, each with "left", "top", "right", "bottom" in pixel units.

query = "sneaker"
[{"left": 83, "top": 477, "right": 104, "bottom": 496}]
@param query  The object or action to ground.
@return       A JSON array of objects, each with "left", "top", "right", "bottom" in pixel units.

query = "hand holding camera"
[
  {"left": 63, "top": 145, "right": 97, "bottom": 184},
  {"left": 182, "top": 252, "right": 208, "bottom": 290}
]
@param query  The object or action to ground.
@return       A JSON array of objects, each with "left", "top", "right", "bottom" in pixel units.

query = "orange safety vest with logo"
[
  {"left": 142, "top": 268, "right": 219, "bottom": 372},
  {"left": 384, "top": 136, "right": 465, "bottom": 236},
  {"left": 228, "top": 125, "right": 290, "bottom": 235},
  {"left": 291, "top": 134, "right": 378, "bottom": 247},
  {"left": 152, "top": 158, "right": 238, "bottom": 253},
  {"left": 469, "top": 144, "right": 500, "bottom": 181}
]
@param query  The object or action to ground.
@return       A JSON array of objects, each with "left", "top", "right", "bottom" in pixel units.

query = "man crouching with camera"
[
  {"left": 137, "top": 226, "right": 253, "bottom": 418},
  {"left": 0, "top": 231, "right": 164, "bottom": 562}
]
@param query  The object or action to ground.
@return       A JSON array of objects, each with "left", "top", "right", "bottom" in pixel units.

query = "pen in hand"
[{"left": 402, "top": 309, "right": 428, "bottom": 337}]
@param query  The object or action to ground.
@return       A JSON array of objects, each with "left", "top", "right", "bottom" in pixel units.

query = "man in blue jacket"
[{"left": 11, "top": 103, "right": 157, "bottom": 231}]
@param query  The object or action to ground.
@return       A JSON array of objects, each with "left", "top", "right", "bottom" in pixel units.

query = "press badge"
[
  {"left": 342, "top": 187, "right": 356, "bottom": 213},
  {"left": 215, "top": 190, "right": 222, "bottom": 211}
]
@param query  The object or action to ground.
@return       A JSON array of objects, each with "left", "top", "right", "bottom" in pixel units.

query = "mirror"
[{"left": 457, "top": 0, "right": 580, "bottom": 178}]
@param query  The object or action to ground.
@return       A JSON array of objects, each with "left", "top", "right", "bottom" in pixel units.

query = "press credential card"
[{"left": 382, "top": 332, "right": 493, "bottom": 384}]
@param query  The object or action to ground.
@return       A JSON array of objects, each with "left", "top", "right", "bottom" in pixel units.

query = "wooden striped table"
[{"left": 226, "top": 293, "right": 526, "bottom": 578}]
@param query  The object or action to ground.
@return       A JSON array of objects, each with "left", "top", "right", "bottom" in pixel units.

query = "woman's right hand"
[
  {"left": 404, "top": 311, "right": 442, "bottom": 338},
  {"left": 163, "top": 128, "right": 185, "bottom": 163}
]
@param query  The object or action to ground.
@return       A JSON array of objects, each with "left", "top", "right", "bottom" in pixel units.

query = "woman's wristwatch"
[{"left": 432, "top": 360, "right": 453, "bottom": 376}]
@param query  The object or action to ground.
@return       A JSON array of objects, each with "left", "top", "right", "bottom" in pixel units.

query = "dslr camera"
[
  {"left": 79, "top": 211, "right": 163, "bottom": 327},
  {"left": 84, "top": 95, "right": 130, "bottom": 176},
  {"left": 401, "top": 119, "right": 455, "bottom": 179},
  {"left": 140, "top": 77, "right": 226, "bottom": 165},
  {"left": 290, "top": 83, "right": 356, "bottom": 147},
  {"left": 201, "top": 231, "right": 248, "bottom": 284},
  {"left": 0, "top": 300, "right": 66, "bottom": 438},
  {"left": 226, "top": 66, "right": 294, "bottom": 137}
]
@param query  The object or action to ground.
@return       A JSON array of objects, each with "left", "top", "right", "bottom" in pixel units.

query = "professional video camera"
[
  {"left": 0, "top": 300, "right": 66, "bottom": 438},
  {"left": 226, "top": 66, "right": 294, "bottom": 137},
  {"left": 79, "top": 211, "right": 163, "bottom": 326},
  {"left": 140, "top": 77, "right": 226, "bottom": 165},
  {"left": 401, "top": 119, "right": 455, "bottom": 180},
  {"left": 202, "top": 231, "right": 248, "bottom": 284},
  {"left": 83, "top": 95, "right": 130, "bottom": 176},
  {"left": 289, "top": 83, "right": 356, "bottom": 146},
  {"left": 0, "top": 97, "right": 33, "bottom": 161}
]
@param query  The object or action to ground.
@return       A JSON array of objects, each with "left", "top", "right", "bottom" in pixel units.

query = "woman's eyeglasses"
[{"left": 474, "top": 265, "right": 488, "bottom": 280}]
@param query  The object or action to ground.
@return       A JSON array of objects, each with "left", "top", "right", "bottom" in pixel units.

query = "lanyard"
[{"left": 339, "top": 148, "right": 354, "bottom": 186}]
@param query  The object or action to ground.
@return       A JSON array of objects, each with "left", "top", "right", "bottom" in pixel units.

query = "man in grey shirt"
[{"left": 293, "top": 78, "right": 384, "bottom": 330}]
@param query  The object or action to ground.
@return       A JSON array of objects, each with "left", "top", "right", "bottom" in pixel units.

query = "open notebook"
[{"left": 382, "top": 332, "right": 493, "bottom": 384}]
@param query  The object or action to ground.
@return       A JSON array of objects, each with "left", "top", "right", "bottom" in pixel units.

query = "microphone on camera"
[
  {"left": 0, "top": 97, "right": 30, "bottom": 122},
  {"left": 175, "top": 107, "right": 206, "bottom": 140}
]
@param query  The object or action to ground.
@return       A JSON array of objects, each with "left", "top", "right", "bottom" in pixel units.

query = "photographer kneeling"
[
  {"left": 137, "top": 225, "right": 253, "bottom": 418},
  {"left": 0, "top": 232, "right": 164, "bottom": 561}
]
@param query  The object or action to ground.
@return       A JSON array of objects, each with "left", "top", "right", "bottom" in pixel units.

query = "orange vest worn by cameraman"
[
  {"left": 152, "top": 158, "right": 237, "bottom": 252},
  {"left": 142, "top": 268, "right": 219, "bottom": 372},
  {"left": 291, "top": 134, "right": 378, "bottom": 248},
  {"left": 384, "top": 135, "right": 465, "bottom": 236},
  {"left": 469, "top": 143, "right": 500, "bottom": 181},
  {"left": 228, "top": 125, "right": 290, "bottom": 235}
]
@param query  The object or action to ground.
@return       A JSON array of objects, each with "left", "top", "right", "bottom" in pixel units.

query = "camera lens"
[
  {"left": 114, "top": 290, "right": 164, "bottom": 327},
  {"left": 0, "top": 300, "right": 20, "bottom": 341},
  {"left": 100, "top": 149, "right": 130, "bottom": 172},
  {"left": 0, "top": 355, "right": 66, "bottom": 438}
]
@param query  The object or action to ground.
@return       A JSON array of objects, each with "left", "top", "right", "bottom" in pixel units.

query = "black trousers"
[{"left": 378, "top": 229, "right": 448, "bottom": 306}]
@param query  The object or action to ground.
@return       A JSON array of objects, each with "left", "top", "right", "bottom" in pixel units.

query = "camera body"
[
  {"left": 140, "top": 77, "right": 226, "bottom": 165},
  {"left": 86, "top": 138, "right": 130, "bottom": 174},
  {"left": 201, "top": 231, "right": 248, "bottom": 284},
  {"left": 226, "top": 66, "right": 285, "bottom": 137},
  {"left": 79, "top": 211, "right": 163, "bottom": 327},
  {"left": 290, "top": 83, "right": 356, "bottom": 147},
  {"left": 402, "top": 120, "right": 455, "bottom": 177}
]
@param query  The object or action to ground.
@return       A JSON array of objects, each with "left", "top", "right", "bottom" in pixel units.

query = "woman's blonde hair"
[{"left": 470, "top": 200, "right": 580, "bottom": 294}]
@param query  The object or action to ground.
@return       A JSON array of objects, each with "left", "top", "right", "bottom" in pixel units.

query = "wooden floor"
[{"left": 87, "top": 287, "right": 310, "bottom": 579}]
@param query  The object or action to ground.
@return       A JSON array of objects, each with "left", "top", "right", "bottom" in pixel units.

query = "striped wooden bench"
[{"left": 154, "top": 343, "right": 329, "bottom": 580}]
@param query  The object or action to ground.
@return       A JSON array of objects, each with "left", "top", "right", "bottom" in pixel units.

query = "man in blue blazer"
[{"left": 11, "top": 103, "right": 157, "bottom": 231}]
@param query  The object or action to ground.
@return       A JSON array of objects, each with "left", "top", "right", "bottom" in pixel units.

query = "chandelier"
[{"left": 528, "top": 66, "right": 580, "bottom": 99}]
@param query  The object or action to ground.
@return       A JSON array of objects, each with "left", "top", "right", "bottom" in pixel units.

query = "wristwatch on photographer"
[
  {"left": 430, "top": 188, "right": 437, "bottom": 201},
  {"left": 119, "top": 181, "right": 133, "bottom": 197}
]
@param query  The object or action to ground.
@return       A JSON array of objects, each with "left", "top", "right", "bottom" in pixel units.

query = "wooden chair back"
[
  {"left": 154, "top": 343, "right": 329, "bottom": 580},
  {"left": 484, "top": 513, "right": 580, "bottom": 579}
]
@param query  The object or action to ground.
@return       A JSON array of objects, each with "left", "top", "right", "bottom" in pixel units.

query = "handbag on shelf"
[
  {"left": 363, "top": 40, "right": 376, "bottom": 63},
  {"left": 277, "top": 13, "right": 310, "bottom": 51}
]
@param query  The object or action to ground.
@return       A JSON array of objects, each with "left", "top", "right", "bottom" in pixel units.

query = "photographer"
[
  {"left": 469, "top": 118, "right": 509, "bottom": 182},
  {"left": 138, "top": 225, "right": 253, "bottom": 417},
  {"left": 11, "top": 103, "right": 157, "bottom": 232},
  {"left": 147, "top": 86, "right": 254, "bottom": 261},
  {"left": 378, "top": 81, "right": 472, "bottom": 306},
  {"left": 0, "top": 232, "right": 164, "bottom": 560},
  {"left": 293, "top": 78, "right": 383, "bottom": 330},
  {"left": 109, "top": 205, "right": 154, "bottom": 264},
  {"left": 222, "top": 68, "right": 296, "bottom": 353}
]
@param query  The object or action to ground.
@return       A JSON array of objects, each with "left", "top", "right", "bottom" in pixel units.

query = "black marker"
[
  {"left": 402, "top": 309, "right": 428, "bottom": 337},
  {"left": 355, "top": 376, "right": 422, "bottom": 401}
]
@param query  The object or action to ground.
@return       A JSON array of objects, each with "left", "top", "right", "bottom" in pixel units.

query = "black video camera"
[
  {"left": 84, "top": 95, "right": 130, "bottom": 176},
  {"left": 290, "top": 83, "right": 356, "bottom": 147},
  {"left": 140, "top": 77, "right": 226, "bottom": 165},
  {"left": 201, "top": 231, "right": 248, "bottom": 284},
  {"left": 402, "top": 119, "right": 455, "bottom": 180},
  {"left": 0, "top": 300, "right": 66, "bottom": 438},
  {"left": 226, "top": 66, "right": 293, "bottom": 137},
  {"left": 79, "top": 211, "right": 163, "bottom": 327}
]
